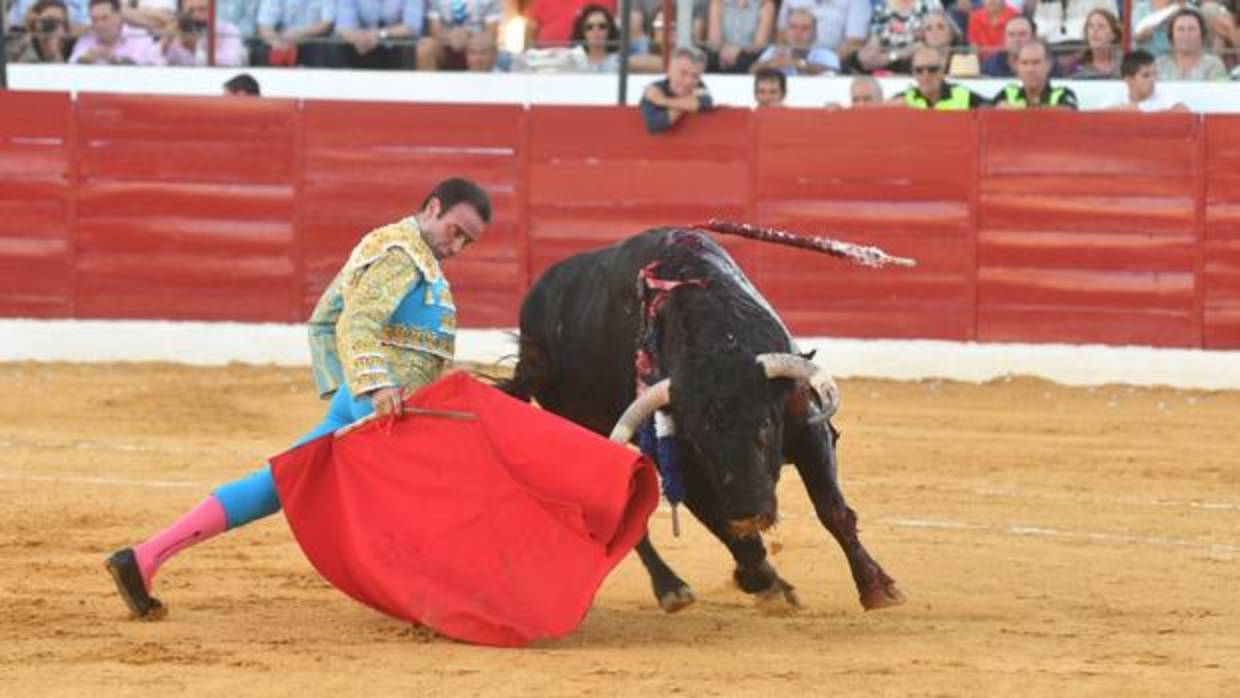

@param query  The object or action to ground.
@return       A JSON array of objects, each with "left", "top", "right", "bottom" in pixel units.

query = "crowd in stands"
[{"left": 4, "top": 0, "right": 1238, "bottom": 87}]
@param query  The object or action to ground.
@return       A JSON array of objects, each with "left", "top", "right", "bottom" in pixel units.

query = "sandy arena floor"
[{"left": 0, "top": 362, "right": 1236, "bottom": 697}]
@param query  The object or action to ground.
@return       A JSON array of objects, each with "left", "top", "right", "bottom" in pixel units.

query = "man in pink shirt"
[
  {"left": 161, "top": 0, "right": 246, "bottom": 66},
  {"left": 70, "top": 0, "right": 166, "bottom": 65}
]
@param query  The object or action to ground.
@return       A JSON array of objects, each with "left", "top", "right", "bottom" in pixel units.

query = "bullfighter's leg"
[
  {"left": 634, "top": 536, "right": 696, "bottom": 612},
  {"left": 785, "top": 412, "right": 905, "bottom": 610},
  {"left": 679, "top": 466, "right": 801, "bottom": 609}
]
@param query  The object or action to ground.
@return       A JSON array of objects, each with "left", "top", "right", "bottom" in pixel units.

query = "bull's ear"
[{"left": 800, "top": 349, "right": 817, "bottom": 361}]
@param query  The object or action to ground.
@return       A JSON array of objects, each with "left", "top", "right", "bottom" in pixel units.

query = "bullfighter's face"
[{"left": 420, "top": 198, "right": 487, "bottom": 261}]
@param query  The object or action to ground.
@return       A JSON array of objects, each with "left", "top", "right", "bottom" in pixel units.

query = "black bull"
[{"left": 501, "top": 228, "right": 904, "bottom": 612}]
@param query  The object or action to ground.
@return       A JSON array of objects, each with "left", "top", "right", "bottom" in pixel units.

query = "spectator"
[
  {"left": 254, "top": 0, "right": 335, "bottom": 66},
  {"left": 5, "top": 0, "right": 85, "bottom": 32},
  {"left": 1106, "top": 48, "right": 1189, "bottom": 109},
  {"left": 981, "top": 15, "right": 1039, "bottom": 76},
  {"left": 895, "top": 44, "right": 987, "bottom": 107},
  {"left": 223, "top": 71, "right": 261, "bottom": 94},
  {"left": 564, "top": 4, "right": 659, "bottom": 73},
  {"left": 1070, "top": 8, "right": 1123, "bottom": 78},
  {"left": 526, "top": 0, "right": 618, "bottom": 48},
  {"left": 992, "top": 39, "right": 1079, "bottom": 108},
  {"left": 417, "top": 0, "right": 500, "bottom": 71},
  {"left": 628, "top": 0, "right": 708, "bottom": 54},
  {"left": 121, "top": 0, "right": 176, "bottom": 34},
  {"left": 704, "top": 0, "right": 775, "bottom": 74},
  {"left": 334, "top": 0, "right": 423, "bottom": 69},
  {"left": 855, "top": 0, "right": 939, "bottom": 74},
  {"left": 464, "top": 27, "right": 509, "bottom": 70},
  {"left": 850, "top": 74, "right": 884, "bottom": 104},
  {"left": 1200, "top": 2, "right": 1237, "bottom": 71},
  {"left": 216, "top": 0, "right": 259, "bottom": 39},
  {"left": 161, "top": 0, "right": 246, "bottom": 65},
  {"left": 776, "top": 0, "right": 871, "bottom": 64},
  {"left": 6, "top": 0, "right": 76, "bottom": 62},
  {"left": 69, "top": 0, "right": 165, "bottom": 64},
  {"left": 967, "top": 0, "right": 1019, "bottom": 59},
  {"left": 1131, "top": 0, "right": 1190, "bottom": 56},
  {"left": 753, "top": 65, "right": 786, "bottom": 106},
  {"left": 1155, "top": 8, "right": 1227, "bottom": 79},
  {"left": 751, "top": 8, "right": 840, "bottom": 75},
  {"left": 1035, "top": 0, "right": 1119, "bottom": 45},
  {"left": 922, "top": 8, "right": 975, "bottom": 75},
  {"left": 639, "top": 46, "right": 714, "bottom": 134}
]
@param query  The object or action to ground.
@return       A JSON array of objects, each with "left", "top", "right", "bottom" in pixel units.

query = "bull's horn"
[
  {"left": 756, "top": 353, "right": 840, "bottom": 418},
  {"left": 609, "top": 379, "right": 671, "bottom": 443}
]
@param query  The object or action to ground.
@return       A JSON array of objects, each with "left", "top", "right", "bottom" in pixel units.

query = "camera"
[{"left": 36, "top": 17, "right": 63, "bottom": 33}]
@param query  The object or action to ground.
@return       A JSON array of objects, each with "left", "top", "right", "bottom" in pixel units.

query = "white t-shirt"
[{"left": 1107, "top": 86, "right": 1182, "bottom": 112}]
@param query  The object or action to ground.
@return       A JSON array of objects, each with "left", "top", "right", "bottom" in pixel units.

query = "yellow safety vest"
[
  {"left": 903, "top": 84, "right": 974, "bottom": 110},
  {"left": 998, "top": 84, "right": 1068, "bottom": 108}
]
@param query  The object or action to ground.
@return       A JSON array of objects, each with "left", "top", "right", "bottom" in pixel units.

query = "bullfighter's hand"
[{"left": 370, "top": 386, "right": 405, "bottom": 419}]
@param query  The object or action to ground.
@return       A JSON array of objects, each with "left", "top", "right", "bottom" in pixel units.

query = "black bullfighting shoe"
[{"left": 105, "top": 548, "right": 166, "bottom": 620}]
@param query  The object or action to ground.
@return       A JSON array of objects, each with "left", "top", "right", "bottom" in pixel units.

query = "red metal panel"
[
  {"left": 1204, "top": 115, "right": 1240, "bottom": 348},
  {"left": 299, "top": 101, "right": 525, "bottom": 326},
  {"left": 0, "top": 91, "right": 73, "bottom": 317},
  {"left": 754, "top": 109, "right": 978, "bottom": 339},
  {"left": 74, "top": 94, "right": 301, "bottom": 321},
  {"left": 976, "top": 111, "right": 1202, "bottom": 347}
]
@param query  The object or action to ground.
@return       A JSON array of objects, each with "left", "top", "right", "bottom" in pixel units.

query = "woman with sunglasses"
[
  {"left": 570, "top": 3, "right": 622, "bottom": 71},
  {"left": 568, "top": 4, "right": 661, "bottom": 72}
]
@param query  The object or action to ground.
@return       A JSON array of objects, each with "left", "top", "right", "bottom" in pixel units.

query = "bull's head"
[{"left": 611, "top": 351, "right": 837, "bottom": 539}]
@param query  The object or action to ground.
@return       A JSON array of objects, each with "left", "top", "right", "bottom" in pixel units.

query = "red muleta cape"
[{"left": 270, "top": 371, "right": 659, "bottom": 647}]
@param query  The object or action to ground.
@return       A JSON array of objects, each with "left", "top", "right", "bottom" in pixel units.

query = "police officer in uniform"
[
  {"left": 898, "top": 45, "right": 988, "bottom": 110},
  {"left": 992, "top": 39, "right": 1079, "bottom": 109}
]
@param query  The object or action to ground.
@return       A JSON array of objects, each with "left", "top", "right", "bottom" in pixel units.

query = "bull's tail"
[
  {"left": 693, "top": 219, "right": 916, "bottom": 268},
  {"left": 494, "top": 334, "right": 551, "bottom": 402}
]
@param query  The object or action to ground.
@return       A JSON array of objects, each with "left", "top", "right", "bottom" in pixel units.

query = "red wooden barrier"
[
  {"left": 977, "top": 110, "right": 1202, "bottom": 348},
  {"left": 0, "top": 92, "right": 73, "bottom": 318},
  {"left": 74, "top": 94, "right": 300, "bottom": 322},
  {"left": 525, "top": 106, "right": 754, "bottom": 280},
  {"left": 1204, "top": 115, "right": 1240, "bottom": 349},
  {"left": 3, "top": 90, "right": 1240, "bottom": 351},
  {"left": 754, "top": 108, "right": 978, "bottom": 340}
]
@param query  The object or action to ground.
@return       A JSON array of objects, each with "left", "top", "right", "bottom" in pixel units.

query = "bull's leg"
[
  {"left": 634, "top": 535, "right": 695, "bottom": 613},
  {"left": 679, "top": 470, "right": 801, "bottom": 609},
  {"left": 786, "top": 417, "right": 905, "bottom": 610}
]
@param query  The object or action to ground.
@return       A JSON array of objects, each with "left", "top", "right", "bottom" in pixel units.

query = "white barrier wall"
[
  {"left": 10, "top": 63, "right": 1240, "bottom": 112},
  {"left": 3, "top": 320, "right": 1239, "bottom": 390}
]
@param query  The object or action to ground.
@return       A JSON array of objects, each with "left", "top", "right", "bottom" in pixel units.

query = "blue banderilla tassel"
[{"left": 638, "top": 411, "right": 684, "bottom": 536}]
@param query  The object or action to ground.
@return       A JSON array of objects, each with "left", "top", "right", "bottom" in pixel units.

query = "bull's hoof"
[
  {"left": 860, "top": 581, "right": 906, "bottom": 611},
  {"left": 755, "top": 578, "right": 801, "bottom": 615},
  {"left": 658, "top": 586, "right": 696, "bottom": 613}
]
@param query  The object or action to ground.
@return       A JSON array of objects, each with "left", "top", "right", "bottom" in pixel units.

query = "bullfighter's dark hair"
[
  {"left": 88, "top": 0, "right": 120, "bottom": 11},
  {"left": 421, "top": 177, "right": 492, "bottom": 224}
]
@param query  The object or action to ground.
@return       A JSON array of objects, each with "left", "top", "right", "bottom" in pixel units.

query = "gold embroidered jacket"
[{"left": 307, "top": 217, "right": 456, "bottom": 398}]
